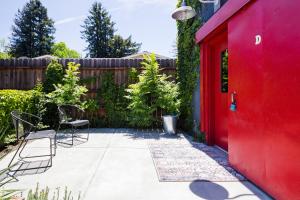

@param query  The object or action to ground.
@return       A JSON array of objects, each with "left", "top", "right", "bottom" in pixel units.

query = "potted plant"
[{"left": 158, "top": 79, "right": 181, "bottom": 134}]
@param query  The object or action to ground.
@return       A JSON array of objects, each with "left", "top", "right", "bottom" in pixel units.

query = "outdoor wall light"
[{"left": 172, "top": 0, "right": 220, "bottom": 21}]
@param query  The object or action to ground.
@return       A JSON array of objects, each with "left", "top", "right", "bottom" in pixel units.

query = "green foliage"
[
  {"left": 126, "top": 54, "right": 180, "bottom": 128},
  {"left": 81, "top": 2, "right": 140, "bottom": 58},
  {"left": 98, "top": 72, "right": 128, "bottom": 127},
  {"left": 9, "top": 0, "right": 55, "bottom": 58},
  {"left": 128, "top": 68, "right": 139, "bottom": 84},
  {"left": 51, "top": 42, "right": 81, "bottom": 58},
  {"left": 0, "top": 53, "right": 11, "bottom": 59},
  {"left": 176, "top": 0, "right": 202, "bottom": 130},
  {"left": 42, "top": 60, "right": 65, "bottom": 128},
  {"left": 43, "top": 59, "right": 65, "bottom": 94},
  {"left": 157, "top": 80, "right": 180, "bottom": 115},
  {"left": 31, "top": 83, "right": 47, "bottom": 120},
  {"left": 27, "top": 184, "right": 80, "bottom": 200},
  {"left": 0, "top": 89, "right": 45, "bottom": 146},
  {"left": 47, "top": 62, "right": 88, "bottom": 108},
  {"left": 109, "top": 35, "right": 141, "bottom": 58}
]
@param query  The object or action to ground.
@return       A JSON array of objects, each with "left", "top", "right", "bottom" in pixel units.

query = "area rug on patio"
[{"left": 146, "top": 132, "right": 246, "bottom": 182}]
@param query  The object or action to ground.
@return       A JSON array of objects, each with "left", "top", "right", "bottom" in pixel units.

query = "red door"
[{"left": 211, "top": 33, "right": 228, "bottom": 151}]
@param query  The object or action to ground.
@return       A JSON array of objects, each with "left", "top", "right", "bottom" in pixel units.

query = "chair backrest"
[
  {"left": 11, "top": 110, "right": 31, "bottom": 139},
  {"left": 58, "top": 105, "right": 76, "bottom": 123}
]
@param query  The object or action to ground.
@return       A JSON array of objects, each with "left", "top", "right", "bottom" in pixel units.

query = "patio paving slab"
[{"left": 0, "top": 128, "right": 273, "bottom": 200}]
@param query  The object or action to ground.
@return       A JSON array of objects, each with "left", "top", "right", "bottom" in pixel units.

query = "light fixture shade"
[{"left": 172, "top": 5, "right": 197, "bottom": 21}]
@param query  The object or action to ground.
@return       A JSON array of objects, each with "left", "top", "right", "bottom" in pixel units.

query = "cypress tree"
[
  {"left": 82, "top": 2, "right": 141, "bottom": 58},
  {"left": 9, "top": 0, "right": 55, "bottom": 58}
]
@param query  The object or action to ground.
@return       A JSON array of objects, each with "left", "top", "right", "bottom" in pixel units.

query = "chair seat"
[
  {"left": 62, "top": 120, "right": 90, "bottom": 127},
  {"left": 26, "top": 130, "right": 56, "bottom": 140}
]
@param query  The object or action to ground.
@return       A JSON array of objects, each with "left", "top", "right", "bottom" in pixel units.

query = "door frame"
[{"left": 200, "top": 25, "right": 228, "bottom": 146}]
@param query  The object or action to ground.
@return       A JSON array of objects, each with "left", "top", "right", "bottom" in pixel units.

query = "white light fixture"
[{"left": 172, "top": 0, "right": 220, "bottom": 21}]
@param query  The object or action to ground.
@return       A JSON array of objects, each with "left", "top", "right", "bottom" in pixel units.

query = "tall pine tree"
[
  {"left": 81, "top": 2, "right": 115, "bottom": 58},
  {"left": 9, "top": 0, "right": 55, "bottom": 58},
  {"left": 82, "top": 2, "right": 141, "bottom": 58}
]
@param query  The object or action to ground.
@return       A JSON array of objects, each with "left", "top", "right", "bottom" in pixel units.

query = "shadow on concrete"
[
  {"left": 0, "top": 159, "right": 51, "bottom": 186},
  {"left": 189, "top": 180, "right": 257, "bottom": 200},
  {"left": 190, "top": 180, "right": 229, "bottom": 200}
]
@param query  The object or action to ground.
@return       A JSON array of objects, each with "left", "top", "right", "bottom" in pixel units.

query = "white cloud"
[{"left": 55, "top": 15, "right": 86, "bottom": 26}]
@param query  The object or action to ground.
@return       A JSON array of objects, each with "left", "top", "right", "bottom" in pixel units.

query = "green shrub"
[
  {"left": 47, "top": 62, "right": 88, "bottom": 108},
  {"left": 157, "top": 79, "right": 180, "bottom": 115},
  {"left": 126, "top": 54, "right": 179, "bottom": 128},
  {"left": 98, "top": 72, "right": 128, "bottom": 127},
  {"left": 128, "top": 68, "right": 139, "bottom": 84},
  {"left": 0, "top": 88, "right": 45, "bottom": 147},
  {"left": 43, "top": 59, "right": 65, "bottom": 94},
  {"left": 42, "top": 60, "right": 65, "bottom": 128}
]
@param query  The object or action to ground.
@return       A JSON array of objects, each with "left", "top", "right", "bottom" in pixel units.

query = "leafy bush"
[
  {"left": 0, "top": 88, "right": 45, "bottom": 147},
  {"left": 157, "top": 79, "right": 180, "bottom": 115},
  {"left": 47, "top": 62, "right": 88, "bottom": 108},
  {"left": 42, "top": 60, "right": 65, "bottom": 128},
  {"left": 128, "top": 68, "right": 139, "bottom": 84},
  {"left": 43, "top": 59, "right": 65, "bottom": 94},
  {"left": 98, "top": 72, "right": 128, "bottom": 127},
  {"left": 126, "top": 54, "right": 180, "bottom": 128}
]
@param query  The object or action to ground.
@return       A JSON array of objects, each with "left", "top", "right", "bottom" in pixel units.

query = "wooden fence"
[
  {"left": 0, "top": 58, "right": 176, "bottom": 93},
  {"left": 0, "top": 58, "right": 177, "bottom": 123}
]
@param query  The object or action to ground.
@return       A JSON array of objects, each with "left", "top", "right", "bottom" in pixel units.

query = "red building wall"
[{"left": 228, "top": 1, "right": 300, "bottom": 199}]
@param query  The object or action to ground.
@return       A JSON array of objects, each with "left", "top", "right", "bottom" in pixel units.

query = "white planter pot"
[{"left": 162, "top": 115, "right": 178, "bottom": 134}]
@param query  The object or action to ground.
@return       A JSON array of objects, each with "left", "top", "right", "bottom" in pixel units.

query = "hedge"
[{"left": 0, "top": 89, "right": 43, "bottom": 147}]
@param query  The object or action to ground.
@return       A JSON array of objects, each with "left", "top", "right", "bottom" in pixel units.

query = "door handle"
[{"left": 230, "top": 92, "right": 237, "bottom": 112}]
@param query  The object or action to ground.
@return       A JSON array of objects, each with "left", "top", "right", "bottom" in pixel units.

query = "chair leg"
[
  {"left": 49, "top": 138, "right": 53, "bottom": 167},
  {"left": 87, "top": 123, "right": 90, "bottom": 141},
  {"left": 53, "top": 135, "right": 57, "bottom": 156},
  {"left": 8, "top": 140, "right": 25, "bottom": 168},
  {"left": 71, "top": 126, "right": 75, "bottom": 145},
  {"left": 18, "top": 140, "right": 28, "bottom": 159}
]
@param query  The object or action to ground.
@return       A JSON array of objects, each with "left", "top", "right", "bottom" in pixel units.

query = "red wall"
[{"left": 228, "top": 0, "right": 300, "bottom": 199}]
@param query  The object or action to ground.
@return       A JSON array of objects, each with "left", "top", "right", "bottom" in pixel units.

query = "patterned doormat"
[{"left": 146, "top": 132, "right": 246, "bottom": 182}]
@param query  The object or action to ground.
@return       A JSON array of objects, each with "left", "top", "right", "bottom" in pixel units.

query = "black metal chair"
[
  {"left": 57, "top": 105, "right": 90, "bottom": 145},
  {"left": 8, "top": 111, "right": 56, "bottom": 171}
]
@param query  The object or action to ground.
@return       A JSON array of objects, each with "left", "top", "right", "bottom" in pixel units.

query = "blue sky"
[{"left": 0, "top": 0, "right": 178, "bottom": 57}]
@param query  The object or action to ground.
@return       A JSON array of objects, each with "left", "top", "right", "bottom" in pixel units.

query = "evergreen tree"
[
  {"left": 9, "top": 0, "right": 55, "bottom": 58},
  {"left": 109, "top": 35, "right": 141, "bottom": 58},
  {"left": 82, "top": 2, "right": 141, "bottom": 58},
  {"left": 81, "top": 2, "right": 115, "bottom": 58}
]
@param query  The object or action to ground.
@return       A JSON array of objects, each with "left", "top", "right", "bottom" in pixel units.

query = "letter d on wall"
[{"left": 255, "top": 35, "right": 262, "bottom": 45}]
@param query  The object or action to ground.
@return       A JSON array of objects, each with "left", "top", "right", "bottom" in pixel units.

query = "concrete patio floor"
[{"left": 0, "top": 128, "right": 272, "bottom": 200}]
